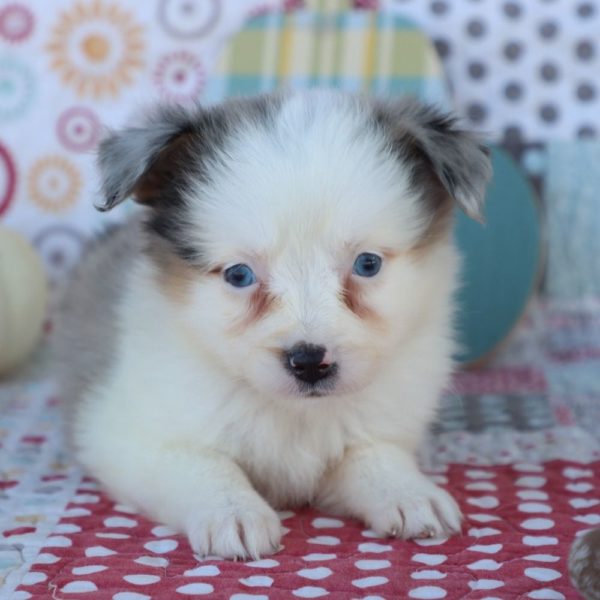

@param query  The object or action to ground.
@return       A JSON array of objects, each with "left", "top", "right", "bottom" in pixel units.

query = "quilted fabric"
[
  {"left": 13, "top": 462, "right": 600, "bottom": 599},
  {"left": 2, "top": 303, "right": 600, "bottom": 598}
]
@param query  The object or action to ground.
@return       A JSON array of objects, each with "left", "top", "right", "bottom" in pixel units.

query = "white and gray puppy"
[{"left": 56, "top": 90, "right": 491, "bottom": 560}]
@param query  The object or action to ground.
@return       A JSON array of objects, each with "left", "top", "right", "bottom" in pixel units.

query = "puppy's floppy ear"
[
  {"left": 95, "top": 105, "right": 197, "bottom": 212},
  {"left": 377, "top": 99, "right": 492, "bottom": 222}
]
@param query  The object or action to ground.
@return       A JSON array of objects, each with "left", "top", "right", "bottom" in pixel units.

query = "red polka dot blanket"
[{"left": 14, "top": 461, "right": 597, "bottom": 599}]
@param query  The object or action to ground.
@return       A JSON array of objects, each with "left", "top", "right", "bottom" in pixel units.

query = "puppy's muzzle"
[{"left": 285, "top": 343, "right": 337, "bottom": 385}]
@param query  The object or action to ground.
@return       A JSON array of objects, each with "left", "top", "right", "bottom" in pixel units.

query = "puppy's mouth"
[{"left": 295, "top": 371, "right": 339, "bottom": 398}]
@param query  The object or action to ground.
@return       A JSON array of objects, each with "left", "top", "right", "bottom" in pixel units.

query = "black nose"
[{"left": 285, "top": 343, "right": 335, "bottom": 385}]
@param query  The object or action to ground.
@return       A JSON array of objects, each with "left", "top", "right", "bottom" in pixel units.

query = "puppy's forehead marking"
[
  {"left": 100, "top": 90, "right": 489, "bottom": 272},
  {"left": 190, "top": 93, "right": 425, "bottom": 264}
]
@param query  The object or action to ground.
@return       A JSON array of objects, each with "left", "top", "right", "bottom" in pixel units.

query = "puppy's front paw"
[
  {"left": 187, "top": 495, "right": 282, "bottom": 560},
  {"left": 365, "top": 474, "right": 462, "bottom": 540}
]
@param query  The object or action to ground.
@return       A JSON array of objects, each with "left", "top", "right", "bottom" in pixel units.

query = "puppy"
[{"left": 55, "top": 90, "right": 491, "bottom": 559}]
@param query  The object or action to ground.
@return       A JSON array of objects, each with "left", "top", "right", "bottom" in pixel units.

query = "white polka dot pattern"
[
  {"left": 104, "top": 517, "right": 137, "bottom": 528},
  {"left": 239, "top": 575, "right": 273, "bottom": 587},
  {"left": 176, "top": 582, "right": 214, "bottom": 595},
  {"left": 297, "top": 567, "right": 332, "bottom": 580},
  {"left": 72, "top": 565, "right": 108, "bottom": 575},
  {"left": 14, "top": 462, "right": 597, "bottom": 598}
]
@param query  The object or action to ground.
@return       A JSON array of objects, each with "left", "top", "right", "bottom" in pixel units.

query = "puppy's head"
[{"left": 98, "top": 92, "right": 491, "bottom": 399}]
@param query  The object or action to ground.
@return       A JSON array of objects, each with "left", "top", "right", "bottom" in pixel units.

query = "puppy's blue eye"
[
  {"left": 353, "top": 253, "right": 382, "bottom": 277},
  {"left": 224, "top": 264, "right": 256, "bottom": 288}
]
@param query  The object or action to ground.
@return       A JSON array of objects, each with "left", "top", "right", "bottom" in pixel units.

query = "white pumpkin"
[{"left": 0, "top": 228, "right": 47, "bottom": 376}]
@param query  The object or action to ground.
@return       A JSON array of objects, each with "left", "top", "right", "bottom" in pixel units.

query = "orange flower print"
[
  {"left": 47, "top": 0, "right": 145, "bottom": 99},
  {"left": 28, "top": 156, "right": 82, "bottom": 213}
]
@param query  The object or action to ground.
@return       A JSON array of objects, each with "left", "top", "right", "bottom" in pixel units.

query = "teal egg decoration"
[{"left": 454, "top": 146, "right": 543, "bottom": 366}]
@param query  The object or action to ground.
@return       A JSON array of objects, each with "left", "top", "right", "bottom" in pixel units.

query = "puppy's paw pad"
[
  {"left": 188, "top": 500, "right": 282, "bottom": 560},
  {"left": 365, "top": 476, "right": 462, "bottom": 541}
]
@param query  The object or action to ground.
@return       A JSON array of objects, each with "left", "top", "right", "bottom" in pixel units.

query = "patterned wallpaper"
[
  {"left": 0, "top": 0, "right": 291, "bottom": 287},
  {"left": 381, "top": 0, "right": 600, "bottom": 143},
  {"left": 1, "top": 0, "right": 599, "bottom": 298}
]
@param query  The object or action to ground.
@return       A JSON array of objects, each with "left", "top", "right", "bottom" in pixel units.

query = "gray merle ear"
[
  {"left": 95, "top": 105, "right": 200, "bottom": 212},
  {"left": 375, "top": 99, "right": 492, "bottom": 222}
]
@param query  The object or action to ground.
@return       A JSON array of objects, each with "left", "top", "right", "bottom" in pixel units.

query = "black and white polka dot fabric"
[{"left": 381, "top": 0, "right": 599, "bottom": 143}]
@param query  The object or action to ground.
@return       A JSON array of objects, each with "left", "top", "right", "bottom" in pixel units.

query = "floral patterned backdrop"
[
  {"left": 1, "top": 0, "right": 599, "bottom": 299},
  {"left": 0, "top": 0, "right": 293, "bottom": 289}
]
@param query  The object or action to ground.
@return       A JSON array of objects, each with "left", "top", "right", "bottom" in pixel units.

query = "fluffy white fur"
[{"left": 63, "top": 91, "right": 488, "bottom": 560}]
